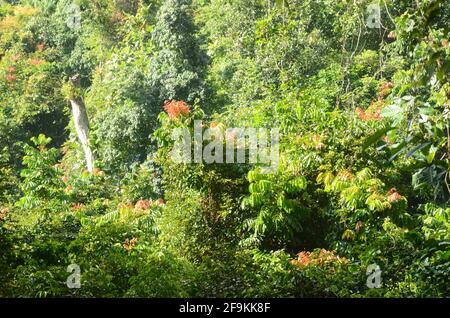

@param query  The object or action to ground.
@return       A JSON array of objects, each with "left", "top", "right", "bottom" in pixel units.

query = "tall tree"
[{"left": 148, "top": 0, "right": 208, "bottom": 104}]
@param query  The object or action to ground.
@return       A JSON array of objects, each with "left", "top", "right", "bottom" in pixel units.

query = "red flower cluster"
[{"left": 163, "top": 100, "right": 190, "bottom": 119}]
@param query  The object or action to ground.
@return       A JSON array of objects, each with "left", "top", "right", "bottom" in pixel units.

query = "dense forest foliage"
[{"left": 0, "top": 0, "right": 449, "bottom": 297}]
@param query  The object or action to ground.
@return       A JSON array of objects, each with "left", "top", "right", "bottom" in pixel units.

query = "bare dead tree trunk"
[
  {"left": 69, "top": 74, "right": 94, "bottom": 173},
  {"left": 69, "top": 75, "right": 94, "bottom": 173}
]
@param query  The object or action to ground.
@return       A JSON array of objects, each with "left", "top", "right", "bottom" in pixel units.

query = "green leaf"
[
  {"left": 381, "top": 104, "right": 403, "bottom": 122},
  {"left": 405, "top": 142, "right": 432, "bottom": 158},
  {"left": 427, "top": 145, "right": 438, "bottom": 164},
  {"left": 363, "top": 126, "right": 392, "bottom": 149}
]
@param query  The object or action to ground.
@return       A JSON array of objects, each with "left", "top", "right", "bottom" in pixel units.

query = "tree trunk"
[{"left": 69, "top": 97, "right": 94, "bottom": 173}]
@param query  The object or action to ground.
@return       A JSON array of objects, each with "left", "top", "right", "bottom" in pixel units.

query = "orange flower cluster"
[
  {"left": 123, "top": 237, "right": 138, "bottom": 251},
  {"left": 64, "top": 185, "right": 73, "bottom": 193},
  {"left": 71, "top": 203, "right": 85, "bottom": 211},
  {"left": 0, "top": 207, "right": 9, "bottom": 221},
  {"left": 10, "top": 55, "right": 20, "bottom": 62},
  {"left": 135, "top": 199, "right": 151, "bottom": 210},
  {"left": 387, "top": 188, "right": 403, "bottom": 203},
  {"left": 29, "top": 58, "right": 44, "bottom": 66},
  {"left": 5, "top": 63, "right": 17, "bottom": 82},
  {"left": 163, "top": 100, "right": 190, "bottom": 119},
  {"left": 379, "top": 82, "right": 393, "bottom": 98},
  {"left": 290, "top": 249, "right": 348, "bottom": 268},
  {"left": 355, "top": 105, "right": 382, "bottom": 121},
  {"left": 5, "top": 74, "right": 16, "bottom": 82},
  {"left": 356, "top": 82, "right": 393, "bottom": 122},
  {"left": 295, "top": 251, "right": 311, "bottom": 266},
  {"left": 134, "top": 198, "right": 165, "bottom": 211}
]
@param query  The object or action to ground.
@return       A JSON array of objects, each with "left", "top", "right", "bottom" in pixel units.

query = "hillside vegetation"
[{"left": 0, "top": 0, "right": 449, "bottom": 297}]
